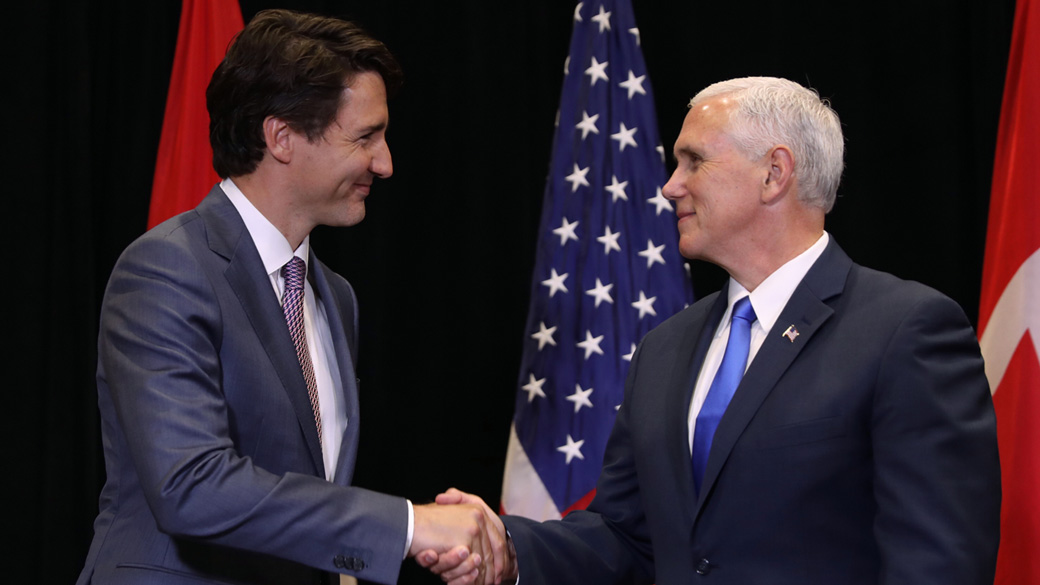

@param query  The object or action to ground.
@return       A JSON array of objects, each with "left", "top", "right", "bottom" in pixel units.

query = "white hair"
[{"left": 690, "top": 77, "right": 844, "bottom": 212}]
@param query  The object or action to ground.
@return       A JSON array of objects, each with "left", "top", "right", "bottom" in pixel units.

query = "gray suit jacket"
[
  {"left": 78, "top": 186, "right": 408, "bottom": 585},
  {"left": 503, "top": 239, "right": 1000, "bottom": 585}
]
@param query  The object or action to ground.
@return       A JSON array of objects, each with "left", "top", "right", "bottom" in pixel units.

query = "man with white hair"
[{"left": 425, "top": 76, "right": 1001, "bottom": 585}]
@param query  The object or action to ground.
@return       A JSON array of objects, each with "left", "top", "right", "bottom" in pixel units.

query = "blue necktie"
[{"left": 692, "top": 296, "right": 757, "bottom": 495}]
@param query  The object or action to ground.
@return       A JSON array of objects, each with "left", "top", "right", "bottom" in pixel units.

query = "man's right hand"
[
  {"left": 414, "top": 489, "right": 517, "bottom": 585},
  {"left": 410, "top": 501, "right": 496, "bottom": 585}
]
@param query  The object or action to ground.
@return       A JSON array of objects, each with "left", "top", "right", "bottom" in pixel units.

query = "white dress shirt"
[
  {"left": 222, "top": 178, "right": 347, "bottom": 480},
  {"left": 221, "top": 179, "right": 414, "bottom": 560},
  {"left": 687, "top": 232, "right": 830, "bottom": 452}
]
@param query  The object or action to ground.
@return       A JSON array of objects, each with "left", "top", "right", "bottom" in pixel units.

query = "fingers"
[
  {"left": 414, "top": 548, "right": 445, "bottom": 569},
  {"left": 417, "top": 545, "right": 476, "bottom": 575},
  {"left": 437, "top": 547, "right": 482, "bottom": 583},
  {"left": 478, "top": 513, "right": 493, "bottom": 585},
  {"left": 428, "top": 489, "right": 510, "bottom": 584},
  {"left": 413, "top": 491, "right": 516, "bottom": 584}
]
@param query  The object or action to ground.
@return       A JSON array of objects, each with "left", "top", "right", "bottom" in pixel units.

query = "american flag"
[{"left": 501, "top": 0, "right": 693, "bottom": 520}]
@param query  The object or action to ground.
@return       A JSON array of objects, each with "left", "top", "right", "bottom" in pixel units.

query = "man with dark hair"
[
  {"left": 424, "top": 77, "right": 1001, "bottom": 585},
  {"left": 77, "top": 10, "right": 502, "bottom": 585}
]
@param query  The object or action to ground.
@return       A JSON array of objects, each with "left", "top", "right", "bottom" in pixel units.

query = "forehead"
[
  {"left": 333, "top": 71, "right": 389, "bottom": 127},
  {"left": 675, "top": 96, "right": 736, "bottom": 152}
]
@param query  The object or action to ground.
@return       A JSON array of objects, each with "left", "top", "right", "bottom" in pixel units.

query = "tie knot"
[
  {"left": 732, "top": 296, "right": 756, "bottom": 325},
  {"left": 282, "top": 256, "right": 307, "bottom": 292}
]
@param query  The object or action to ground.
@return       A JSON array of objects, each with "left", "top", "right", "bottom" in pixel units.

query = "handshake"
[{"left": 408, "top": 488, "right": 518, "bottom": 585}]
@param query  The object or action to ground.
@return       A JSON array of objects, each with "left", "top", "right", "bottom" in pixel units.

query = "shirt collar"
[
  {"left": 221, "top": 177, "right": 310, "bottom": 276},
  {"left": 722, "top": 231, "right": 830, "bottom": 335}
]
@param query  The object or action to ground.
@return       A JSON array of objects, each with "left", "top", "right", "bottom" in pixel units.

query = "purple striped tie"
[{"left": 282, "top": 256, "right": 323, "bottom": 451}]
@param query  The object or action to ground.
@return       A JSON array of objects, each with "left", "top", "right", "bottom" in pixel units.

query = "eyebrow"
[
  {"left": 357, "top": 120, "right": 387, "bottom": 135},
  {"left": 674, "top": 146, "right": 702, "bottom": 161}
]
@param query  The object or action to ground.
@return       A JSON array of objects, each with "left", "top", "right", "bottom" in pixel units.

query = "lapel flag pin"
[{"left": 783, "top": 325, "right": 800, "bottom": 343}]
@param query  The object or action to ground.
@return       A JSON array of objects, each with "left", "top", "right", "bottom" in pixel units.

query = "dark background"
[{"left": 11, "top": 0, "right": 1015, "bottom": 583}]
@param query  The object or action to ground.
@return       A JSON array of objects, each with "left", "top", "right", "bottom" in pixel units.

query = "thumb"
[{"left": 435, "top": 487, "right": 466, "bottom": 505}]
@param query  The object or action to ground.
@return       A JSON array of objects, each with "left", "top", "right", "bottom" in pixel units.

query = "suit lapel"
[
  {"left": 309, "top": 255, "right": 362, "bottom": 487},
  {"left": 694, "top": 240, "right": 853, "bottom": 518},
  {"left": 664, "top": 290, "right": 728, "bottom": 527},
  {"left": 197, "top": 187, "right": 326, "bottom": 476}
]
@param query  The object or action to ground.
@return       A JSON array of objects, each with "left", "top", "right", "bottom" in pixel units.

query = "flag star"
[
  {"left": 541, "top": 268, "right": 569, "bottom": 297},
  {"left": 573, "top": 2, "right": 583, "bottom": 21},
  {"left": 522, "top": 373, "right": 547, "bottom": 402},
  {"left": 605, "top": 174, "right": 629, "bottom": 202},
  {"left": 591, "top": 5, "right": 611, "bottom": 33},
  {"left": 638, "top": 240, "right": 667, "bottom": 268},
  {"left": 566, "top": 384, "right": 594, "bottom": 413},
  {"left": 647, "top": 187, "right": 673, "bottom": 215},
  {"left": 557, "top": 434, "right": 586, "bottom": 464},
  {"left": 552, "top": 217, "right": 580, "bottom": 246},
  {"left": 577, "top": 330, "right": 605, "bottom": 359},
  {"left": 622, "top": 343, "right": 637, "bottom": 362},
  {"left": 631, "top": 290, "right": 658, "bottom": 318},
  {"left": 629, "top": 27, "right": 641, "bottom": 45},
  {"left": 656, "top": 144, "right": 666, "bottom": 162},
  {"left": 531, "top": 321, "right": 557, "bottom": 350},
  {"left": 585, "top": 56, "right": 609, "bottom": 86},
  {"left": 611, "top": 122, "right": 638, "bottom": 152},
  {"left": 596, "top": 225, "right": 622, "bottom": 255},
  {"left": 565, "top": 163, "right": 591, "bottom": 192},
  {"left": 575, "top": 110, "right": 600, "bottom": 140},
  {"left": 619, "top": 70, "right": 647, "bottom": 100},
  {"left": 585, "top": 278, "right": 614, "bottom": 307}
]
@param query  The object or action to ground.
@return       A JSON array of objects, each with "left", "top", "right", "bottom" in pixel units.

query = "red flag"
[
  {"left": 147, "top": 0, "right": 243, "bottom": 229},
  {"left": 978, "top": 0, "right": 1040, "bottom": 582}
]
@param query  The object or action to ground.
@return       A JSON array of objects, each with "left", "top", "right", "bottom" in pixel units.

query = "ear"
[
  {"left": 262, "top": 116, "right": 294, "bottom": 164},
  {"left": 761, "top": 145, "right": 794, "bottom": 204}
]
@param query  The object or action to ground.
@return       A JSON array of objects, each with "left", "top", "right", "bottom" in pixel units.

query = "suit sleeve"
[
  {"left": 502, "top": 343, "right": 656, "bottom": 585},
  {"left": 99, "top": 233, "right": 408, "bottom": 583},
  {"left": 871, "top": 292, "right": 1000, "bottom": 584}
]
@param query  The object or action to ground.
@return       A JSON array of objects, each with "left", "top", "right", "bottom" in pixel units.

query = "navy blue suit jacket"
[
  {"left": 503, "top": 239, "right": 1000, "bottom": 584},
  {"left": 78, "top": 187, "right": 408, "bottom": 585}
]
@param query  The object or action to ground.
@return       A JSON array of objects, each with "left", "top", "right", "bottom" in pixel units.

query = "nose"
[
  {"left": 371, "top": 139, "right": 393, "bottom": 179},
  {"left": 662, "top": 168, "right": 682, "bottom": 200}
]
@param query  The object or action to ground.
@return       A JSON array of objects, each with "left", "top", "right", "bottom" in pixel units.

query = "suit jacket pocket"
[{"left": 753, "top": 415, "right": 847, "bottom": 449}]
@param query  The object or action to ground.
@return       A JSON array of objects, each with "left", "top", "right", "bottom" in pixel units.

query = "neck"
[
  {"left": 231, "top": 170, "right": 311, "bottom": 250},
  {"left": 726, "top": 228, "right": 824, "bottom": 292}
]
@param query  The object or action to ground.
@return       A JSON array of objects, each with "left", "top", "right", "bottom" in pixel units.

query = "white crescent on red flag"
[{"left": 978, "top": 0, "right": 1040, "bottom": 581}]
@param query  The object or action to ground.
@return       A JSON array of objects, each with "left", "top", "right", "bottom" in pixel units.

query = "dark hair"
[{"left": 206, "top": 9, "right": 403, "bottom": 178}]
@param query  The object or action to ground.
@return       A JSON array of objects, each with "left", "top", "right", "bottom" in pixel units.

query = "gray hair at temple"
[{"left": 691, "top": 77, "right": 844, "bottom": 213}]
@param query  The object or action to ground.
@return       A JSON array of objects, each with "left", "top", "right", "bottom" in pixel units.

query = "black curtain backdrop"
[{"left": 12, "top": 0, "right": 1014, "bottom": 583}]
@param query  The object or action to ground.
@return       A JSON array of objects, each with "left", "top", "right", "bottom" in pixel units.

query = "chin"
[{"left": 336, "top": 206, "right": 366, "bottom": 227}]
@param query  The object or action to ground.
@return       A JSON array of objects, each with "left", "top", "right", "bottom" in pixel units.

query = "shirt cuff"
[{"left": 403, "top": 499, "right": 414, "bottom": 559}]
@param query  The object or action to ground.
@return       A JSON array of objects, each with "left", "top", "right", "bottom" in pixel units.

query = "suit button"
[
  {"left": 346, "top": 557, "right": 366, "bottom": 571},
  {"left": 333, "top": 555, "right": 347, "bottom": 569},
  {"left": 696, "top": 558, "right": 712, "bottom": 575}
]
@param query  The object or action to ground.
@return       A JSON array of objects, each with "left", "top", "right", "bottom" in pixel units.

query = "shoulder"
[
  {"left": 104, "top": 210, "right": 220, "bottom": 320},
  {"left": 117, "top": 209, "right": 207, "bottom": 269},
  {"left": 842, "top": 263, "right": 970, "bottom": 327}
]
